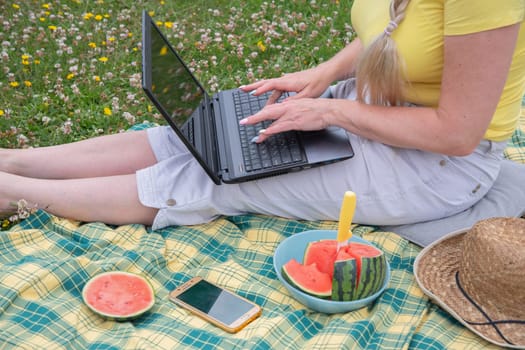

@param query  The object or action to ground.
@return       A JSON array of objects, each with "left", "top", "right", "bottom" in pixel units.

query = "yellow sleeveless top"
[{"left": 351, "top": 0, "right": 525, "bottom": 141}]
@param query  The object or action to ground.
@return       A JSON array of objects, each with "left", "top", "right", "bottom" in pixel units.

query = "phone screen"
[{"left": 174, "top": 279, "right": 257, "bottom": 326}]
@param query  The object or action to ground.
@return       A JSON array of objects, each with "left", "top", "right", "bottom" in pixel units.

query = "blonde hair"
[{"left": 355, "top": 0, "right": 410, "bottom": 106}]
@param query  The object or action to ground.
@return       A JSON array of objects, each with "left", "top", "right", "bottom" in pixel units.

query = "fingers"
[
  {"left": 240, "top": 80, "right": 284, "bottom": 106},
  {"left": 239, "top": 80, "right": 265, "bottom": 92},
  {"left": 266, "top": 90, "right": 283, "bottom": 105},
  {"left": 239, "top": 80, "right": 273, "bottom": 95},
  {"left": 239, "top": 75, "right": 298, "bottom": 97}
]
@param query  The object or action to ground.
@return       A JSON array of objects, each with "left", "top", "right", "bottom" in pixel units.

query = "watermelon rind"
[
  {"left": 82, "top": 271, "right": 155, "bottom": 321},
  {"left": 332, "top": 259, "right": 358, "bottom": 301},
  {"left": 353, "top": 254, "right": 387, "bottom": 300},
  {"left": 331, "top": 251, "right": 387, "bottom": 301}
]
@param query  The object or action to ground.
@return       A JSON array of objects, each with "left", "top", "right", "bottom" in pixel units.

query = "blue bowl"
[{"left": 273, "top": 230, "right": 390, "bottom": 314}]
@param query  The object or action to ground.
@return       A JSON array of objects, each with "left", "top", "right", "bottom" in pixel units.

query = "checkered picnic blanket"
[
  {"left": 504, "top": 107, "right": 525, "bottom": 163},
  {"left": 0, "top": 110, "right": 523, "bottom": 349},
  {"left": 0, "top": 213, "right": 504, "bottom": 349}
]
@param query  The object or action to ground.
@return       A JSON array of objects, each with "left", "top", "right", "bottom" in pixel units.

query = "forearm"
[{"left": 329, "top": 100, "right": 482, "bottom": 156}]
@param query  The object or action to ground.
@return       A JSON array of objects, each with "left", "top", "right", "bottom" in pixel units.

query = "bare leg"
[
  {"left": 0, "top": 130, "right": 157, "bottom": 179},
  {"left": 0, "top": 171, "right": 158, "bottom": 226}
]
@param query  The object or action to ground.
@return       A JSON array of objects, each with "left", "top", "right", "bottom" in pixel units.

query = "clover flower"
[{"left": 1, "top": 199, "right": 38, "bottom": 231}]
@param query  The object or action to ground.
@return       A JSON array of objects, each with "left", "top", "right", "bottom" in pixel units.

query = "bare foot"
[{"left": 0, "top": 171, "right": 38, "bottom": 220}]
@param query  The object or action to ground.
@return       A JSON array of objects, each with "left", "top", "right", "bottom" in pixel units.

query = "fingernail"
[
  {"left": 250, "top": 136, "right": 259, "bottom": 143},
  {"left": 249, "top": 89, "right": 257, "bottom": 95},
  {"left": 259, "top": 129, "right": 266, "bottom": 134},
  {"left": 239, "top": 118, "right": 248, "bottom": 125},
  {"left": 239, "top": 85, "right": 246, "bottom": 89}
]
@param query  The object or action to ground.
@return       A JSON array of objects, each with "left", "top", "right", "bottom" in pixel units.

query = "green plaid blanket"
[
  {"left": 504, "top": 107, "right": 525, "bottom": 163},
  {"left": 1, "top": 113, "right": 523, "bottom": 349},
  {"left": 0, "top": 213, "right": 503, "bottom": 349}
]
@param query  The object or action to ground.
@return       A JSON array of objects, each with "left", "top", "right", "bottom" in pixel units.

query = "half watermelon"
[
  {"left": 82, "top": 271, "right": 155, "bottom": 321},
  {"left": 283, "top": 240, "right": 386, "bottom": 302}
]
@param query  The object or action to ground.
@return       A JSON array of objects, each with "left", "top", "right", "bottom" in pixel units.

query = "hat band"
[{"left": 456, "top": 271, "right": 525, "bottom": 346}]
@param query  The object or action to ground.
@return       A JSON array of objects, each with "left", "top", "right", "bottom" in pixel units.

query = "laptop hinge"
[{"left": 201, "top": 95, "right": 222, "bottom": 177}]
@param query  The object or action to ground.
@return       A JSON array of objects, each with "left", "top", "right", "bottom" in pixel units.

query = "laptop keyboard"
[{"left": 233, "top": 90, "right": 305, "bottom": 172}]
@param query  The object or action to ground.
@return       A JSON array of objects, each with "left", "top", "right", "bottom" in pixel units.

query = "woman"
[{"left": 1, "top": 0, "right": 524, "bottom": 230}]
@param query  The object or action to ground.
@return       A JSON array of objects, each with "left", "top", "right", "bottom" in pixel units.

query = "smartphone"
[{"left": 169, "top": 277, "right": 262, "bottom": 333}]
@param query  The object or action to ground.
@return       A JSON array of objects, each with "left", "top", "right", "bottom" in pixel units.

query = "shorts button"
[
  {"left": 166, "top": 198, "right": 177, "bottom": 206},
  {"left": 439, "top": 160, "right": 447, "bottom": 166},
  {"left": 472, "top": 184, "right": 481, "bottom": 194}
]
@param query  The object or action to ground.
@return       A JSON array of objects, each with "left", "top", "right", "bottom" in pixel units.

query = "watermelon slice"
[
  {"left": 82, "top": 271, "right": 155, "bottom": 321},
  {"left": 281, "top": 259, "right": 332, "bottom": 298},
  {"left": 284, "top": 240, "right": 386, "bottom": 302},
  {"left": 304, "top": 240, "right": 338, "bottom": 277}
]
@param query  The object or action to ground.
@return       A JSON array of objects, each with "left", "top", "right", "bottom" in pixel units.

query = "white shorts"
[{"left": 136, "top": 82, "right": 507, "bottom": 230}]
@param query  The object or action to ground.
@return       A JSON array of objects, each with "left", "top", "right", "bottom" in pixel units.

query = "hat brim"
[{"left": 414, "top": 228, "right": 525, "bottom": 349}]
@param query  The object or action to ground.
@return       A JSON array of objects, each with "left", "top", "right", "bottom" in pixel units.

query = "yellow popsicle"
[{"left": 336, "top": 191, "right": 357, "bottom": 248}]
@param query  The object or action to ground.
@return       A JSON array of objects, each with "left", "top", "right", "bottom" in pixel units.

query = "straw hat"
[{"left": 414, "top": 217, "right": 525, "bottom": 349}]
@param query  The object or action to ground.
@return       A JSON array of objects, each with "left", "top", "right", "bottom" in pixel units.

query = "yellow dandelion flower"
[
  {"left": 104, "top": 14, "right": 110, "bottom": 18},
  {"left": 148, "top": 11, "right": 155, "bottom": 17},
  {"left": 128, "top": 32, "right": 133, "bottom": 38},
  {"left": 42, "top": 3, "right": 50, "bottom": 9},
  {"left": 95, "top": 14, "right": 103, "bottom": 21},
  {"left": 161, "top": 1, "right": 165, "bottom": 5},
  {"left": 257, "top": 40, "right": 267, "bottom": 52},
  {"left": 45, "top": 11, "right": 50, "bottom": 16},
  {"left": 84, "top": 12, "right": 94, "bottom": 20},
  {"left": 21, "top": 55, "right": 30, "bottom": 65},
  {"left": 147, "top": 105, "right": 153, "bottom": 112},
  {"left": 0, "top": 110, "right": 4, "bottom": 116},
  {"left": 34, "top": 59, "right": 40, "bottom": 64},
  {"left": 159, "top": 46, "right": 168, "bottom": 56},
  {"left": 156, "top": 21, "right": 163, "bottom": 27},
  {"left": 133, "top": 47, "right": 138, "bottom": 52},
  {"left": 98, "top": 56, "right": 108, "bottom": 62},
  {"left": 12, "top": 4, "right": 20, "bottom": 9},
  {"left": 40, "top": 17, "right": 46, "bottom": 22},
  {"left": 103, "top": 107, "right": 112, "bottom": 116},
  {"left": 24, "top": 80, "right": 32, "bottom": 87},
  {"left": 10, "top": 82, "right": 20, "bottom": 88},
  {"left": 108, "top": 36, "right": 115, "bottom": 42},
  {"left": 164, "top": 21, "right": 173, "bottom": 29},
  {"left": 66, "top": 73, "right": 75, "bottom": 80},
  {"left": 88, "top": 42, "right": 96, "bottom": 48},
  {"left": 48, "top": 25, "right": 57, "bottom": 31},
  {"left": 93, "top": 75, "right": 101, "bottom": 82}
]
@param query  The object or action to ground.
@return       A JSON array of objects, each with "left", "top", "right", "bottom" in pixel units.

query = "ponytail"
[{"left": 355, "top": 0, "right": 410, "bottom": 106}]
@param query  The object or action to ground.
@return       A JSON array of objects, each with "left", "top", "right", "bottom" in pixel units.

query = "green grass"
[{"left": 0, "top": 0, "right": 354, "bottom": 148}]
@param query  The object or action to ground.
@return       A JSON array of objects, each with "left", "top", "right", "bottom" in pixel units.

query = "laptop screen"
[{"left": 148, "top": 17, "right": 206, "bottom": 132}]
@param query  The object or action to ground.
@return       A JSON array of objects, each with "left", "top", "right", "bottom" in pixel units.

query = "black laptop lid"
[{"left": 142, "top": 11, "right": 221, "bottom": 183}]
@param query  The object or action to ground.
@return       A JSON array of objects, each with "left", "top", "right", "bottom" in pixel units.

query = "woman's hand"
[
  {"left": 239, "top": 65, "right": 334, "bottom": 105},
  {"left": 239, "top": 97, "right": 336, "bottom": 142}
]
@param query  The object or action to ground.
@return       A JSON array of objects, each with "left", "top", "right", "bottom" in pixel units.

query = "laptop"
[{"left": 141, "top": 11, "right": 354, "bottom": 184}]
